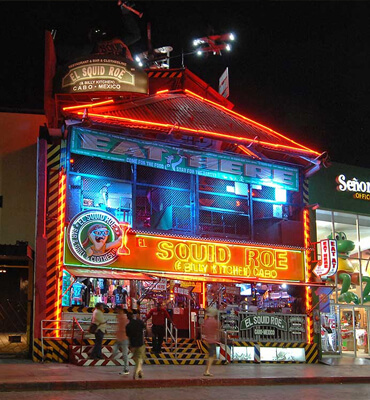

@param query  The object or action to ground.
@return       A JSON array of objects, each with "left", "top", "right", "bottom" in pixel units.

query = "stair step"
[{"left": 69, "top": 339, "right": 211, "bottom": 366}]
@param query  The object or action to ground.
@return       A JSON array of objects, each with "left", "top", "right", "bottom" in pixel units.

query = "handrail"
[
  {"left": 165, "top": 318, "right": 178, "bottom": 356},
  {"left": 41, "top": 319, "right": 73, "bottom": 360},
  {"left": 71, "top": 317, "right": 84, "bottom": 339},
  {"left": 71, "top": 317, "right": 85, "bottom": 355}
]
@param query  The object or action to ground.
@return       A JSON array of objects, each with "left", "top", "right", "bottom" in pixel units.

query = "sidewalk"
[{"left": 1, "top": 358, "right": 370, "bottom": 392}]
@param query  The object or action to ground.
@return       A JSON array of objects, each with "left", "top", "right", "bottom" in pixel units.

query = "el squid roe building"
[{"left": 33, "top": 23, "right": 328, "bottom": 365}]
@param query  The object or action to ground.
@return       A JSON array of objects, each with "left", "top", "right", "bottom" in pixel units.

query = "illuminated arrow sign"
[{"left": 313, "top": 239, "right": 338, "bottom": 278}]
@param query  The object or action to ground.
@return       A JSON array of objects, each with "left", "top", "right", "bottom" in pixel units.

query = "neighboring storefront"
[
  {"left": 32, "top": 32, "right": 326, "bottom": 364},
  {"left": 309, "top": 162, "right": 370, "bottom": 358}
]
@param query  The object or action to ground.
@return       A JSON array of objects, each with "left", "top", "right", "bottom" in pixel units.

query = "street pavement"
[
  {"left": 2, "top": 384, "right": 370, "bottom": 400},
  {"left": 1, "top": 357, "right": 370, "bottom": 392}
]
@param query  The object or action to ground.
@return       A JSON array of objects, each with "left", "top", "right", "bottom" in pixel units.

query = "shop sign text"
[
  {"left": 66, "top": 210, "right": 124, "bottom": 266},
  {"left": 240, "top": 315, "right": 288, "bottom": 331},
  {"left": 71, "top": 128, "right": 299, "bottom": 192},
  {"left": 336, "top": 174, "right": 370, "bottom": 201},
  {"left": 313, "top": 239, "right": 338, "bottom": 278},
  {"left": 60, "top": 56, "right": 148, "bottom": 94}
]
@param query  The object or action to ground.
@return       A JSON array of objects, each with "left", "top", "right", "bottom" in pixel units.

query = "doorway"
[
  {"left": 0, "top": 267, "right": 30, "bottom": 357},
  {"left": 339, "top": 307, "right": 370, "bottom": 358}
]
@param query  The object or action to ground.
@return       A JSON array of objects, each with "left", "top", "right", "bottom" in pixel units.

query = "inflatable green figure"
[
  {"left": 338, "top": 273, "right": 359, "bottom": 304},
  {"left": 328, "top": 231, "right": 358, "bottom": 284}
]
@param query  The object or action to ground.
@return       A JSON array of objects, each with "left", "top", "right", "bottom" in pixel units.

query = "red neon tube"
[
  {"left": 63, "top": 99, "right": 114, "bottom": 111},
  {"left": 184, "top": 90, "right": 319, "bottom": 155},
  {"left": 76, "top": 111, "right": 320, "bottom": 156},
  {"left": 303, "top": 208, "right": 313, "bottom": 343},
  {"left": 56, "top": 172, "right": 66, "bottom": 336}
]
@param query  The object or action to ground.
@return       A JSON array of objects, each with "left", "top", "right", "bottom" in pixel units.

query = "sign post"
[{"left": 219, "top": 67, "right": 229, "bottom": 98}]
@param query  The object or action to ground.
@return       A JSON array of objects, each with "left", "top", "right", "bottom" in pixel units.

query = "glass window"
[
  {"left": 333, "top": 212, "right": 359, "bottom": 258},
  {"left": 359, "top": 215, "right": 370, "bottom": 265},
  {"left": 198, "top": 176, "right": 250, "bottom": 238},
  {"left": 136, "top": 166, "right": 192, "bottom": 232},
  {"left": 316, "top": 211, "right": 370, "bottom": 306}
]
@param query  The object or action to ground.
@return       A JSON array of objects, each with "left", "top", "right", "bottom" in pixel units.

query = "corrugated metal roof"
[
  {"left": 67, "top": 91, "right": 320, "bottom": 157},
  {"left": 105, "top": 93, "right": 282, "bottom": 143}
]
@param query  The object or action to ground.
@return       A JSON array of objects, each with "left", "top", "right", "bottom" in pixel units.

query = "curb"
[{"left": 2, "top": 375, "right": 370, "bottom": 392}]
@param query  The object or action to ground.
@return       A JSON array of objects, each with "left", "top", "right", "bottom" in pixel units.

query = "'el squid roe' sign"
[{"left": 65, "top": 214, "right": 305, "bottom": 282}]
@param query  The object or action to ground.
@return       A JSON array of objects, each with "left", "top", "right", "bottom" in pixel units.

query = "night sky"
[{"left": 1, "top": 1, "right": 369, "bottom": 168}]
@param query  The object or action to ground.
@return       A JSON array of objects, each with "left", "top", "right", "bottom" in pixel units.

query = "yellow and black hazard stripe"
[
  {"left": 305, "top": 343, "right": 319, "bottom": 363},
  {"left": 62, "top": 306, "right": 115, "bottom": 313},
  {"left": 45, "top": 144, "right": 61, "bottom": 322},
  {"left": 33, "top": 338, "right": 69, "bottom": 363},
  {"left": 147, "top": 70, "right": 183, "bottom": 79}
]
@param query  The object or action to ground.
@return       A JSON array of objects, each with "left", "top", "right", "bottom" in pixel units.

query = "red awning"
[{"left": 64, "top": 266, "right": 154, "bottom": 281}]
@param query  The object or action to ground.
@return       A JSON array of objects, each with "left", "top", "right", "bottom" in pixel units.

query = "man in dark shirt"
[
  {"left": 145, "top": 301, "right": 172, "bottom": 354},
  {"left": 125, "top": 312, "right": 145, "bottom": 379}
]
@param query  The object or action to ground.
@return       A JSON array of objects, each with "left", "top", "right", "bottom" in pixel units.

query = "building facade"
[
  {"left": 309, "top": 162, "right": 370, "bottom": 359},
  {"left": 31, "top": 32, "right": 327, "bottom": 364}
]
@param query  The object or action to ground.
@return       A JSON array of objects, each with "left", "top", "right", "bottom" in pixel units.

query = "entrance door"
[
  {"left": 340, "top": 308, "right": 355, "bottom": 356},
  {"left": 354, "top": 308, "right": 369, "bottom": 358},
  {"left": 0, "top": 267, "right": 30, "bottom": 357}
]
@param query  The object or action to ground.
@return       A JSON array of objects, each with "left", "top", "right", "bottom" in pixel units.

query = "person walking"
[
  {"left": 126, "top": 311, "right": 145, "bottom": 379},
  {"left": 113, "top": 307, "right": 129, "bottom": 375},
  {"left": 202, "top": 308, "right": 219, "bottom": 377},
  {"left": 144, "top": 301, "right": 172, "bottom": 354},
  {"left": 90, "top": 302, "right": 107, "bottom": 360}
]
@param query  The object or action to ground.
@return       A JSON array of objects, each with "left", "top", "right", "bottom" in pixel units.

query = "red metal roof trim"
[{"left": 66, "top": 91, "right": 321, "bottom": 157}]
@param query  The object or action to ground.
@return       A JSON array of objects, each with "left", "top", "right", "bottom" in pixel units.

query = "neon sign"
[
  {"left": 156, "top": 241, "right": 291, "bottom": 279},
  {"left": 65, "top": 212, "right": 305, "bottom": 282},
  {"left": 70, "top": 128, "right": 299, "bottom": 191},
  {"left": 66, "top": 210, "right": 124, "bottom": 266}
]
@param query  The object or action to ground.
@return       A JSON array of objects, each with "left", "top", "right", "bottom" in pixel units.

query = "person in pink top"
[
  {"left": 202, "top": 308, "right": 220, "bottom": 377},
  {"left": 113, "top": 307, "right": 130, "bottom": 375}
]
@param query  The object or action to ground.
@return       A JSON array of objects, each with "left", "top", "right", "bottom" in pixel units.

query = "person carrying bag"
[{"left": 89, "top": 302, "right": 107, "bottom": 360}]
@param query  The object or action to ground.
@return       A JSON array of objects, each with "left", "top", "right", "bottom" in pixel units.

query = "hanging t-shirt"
[
  {"left": 113, "top": 288, "right": 128, "bottom": 306},
  {"left": 72, "top": 282, "right": 85, "bottom": 305},
  {"left": 97, "top": 278, "right": 108, "bottom": 294}
]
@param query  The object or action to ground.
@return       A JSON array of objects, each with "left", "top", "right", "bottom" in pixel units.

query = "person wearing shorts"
[
  {"left": 202, "top": 308, "right": 219, "bottom": 377},
  {"left": 126, "top": 311, "right": 145, "bottom": 379}
]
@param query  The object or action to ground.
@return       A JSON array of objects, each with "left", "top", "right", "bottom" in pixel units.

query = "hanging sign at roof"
[
  {"left": 219, "top": 67, "right": 229, "bottom": 98},
  {"left": 64, "top": 211, "right": 305, "bottom": 282},
  {"left": 58, "top": 55, "right": 148, "bottom": 94},
  {"left": 70, "top": 127, "right": 299, "bottom": 191}
]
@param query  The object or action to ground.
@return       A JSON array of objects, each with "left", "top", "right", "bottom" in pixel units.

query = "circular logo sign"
[{"left": 67, "top": 210, "right": 122, "bottom": 266}]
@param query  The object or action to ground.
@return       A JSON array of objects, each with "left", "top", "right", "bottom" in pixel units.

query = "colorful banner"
[
  {"left": 70, "top": 127, "right": 300, "bottom": 191},
  {"left": 64, "top": 211, "right": 305, "bottom": 282}
]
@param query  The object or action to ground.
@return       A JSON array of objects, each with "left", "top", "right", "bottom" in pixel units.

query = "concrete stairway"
[{"left": 69, "top": 338, "right": 218, "bottom": 366}]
